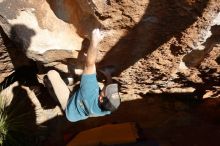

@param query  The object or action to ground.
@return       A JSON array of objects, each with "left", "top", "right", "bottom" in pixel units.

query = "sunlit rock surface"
[{"left": 0, "top": 0, "right": 219, "bottom": 97}]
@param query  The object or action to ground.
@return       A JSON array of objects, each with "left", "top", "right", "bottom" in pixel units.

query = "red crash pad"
[{"left": 67, "top": 122, "right": 139, "bottom": 146}]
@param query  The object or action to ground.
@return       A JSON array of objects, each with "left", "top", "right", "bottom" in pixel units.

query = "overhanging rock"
[{"left": 0, "top": 0, "right": 102, "bottom": 64}]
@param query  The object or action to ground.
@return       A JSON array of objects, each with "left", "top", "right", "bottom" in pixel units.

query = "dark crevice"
[{"left": 94, "top": 11, "right": 112, "bottom": 21}]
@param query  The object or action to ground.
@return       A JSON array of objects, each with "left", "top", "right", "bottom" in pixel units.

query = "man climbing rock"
[{"left": 45, "top": 28, "right": 121, "bottom": 122}]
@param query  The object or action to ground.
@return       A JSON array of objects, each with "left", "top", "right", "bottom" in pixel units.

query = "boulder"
[
  {"left": 0, "top": 28, "right": 14, "bottom": 83},
  {"left": 0, "top": 0, "right": 219, "bottom": 97},
  {"left": 0, "top": 21, "right": 33, "bottom": 83},
  {"left": 0, "top": 0, "right": 92, "bottom": 64},
  {"left": 0, "top": 81, "right": 62, "bottom": 124}
]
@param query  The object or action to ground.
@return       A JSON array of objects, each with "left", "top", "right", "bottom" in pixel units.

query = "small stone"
[{"left": 203, "top": 90, "right": 214, "bottom": 99}]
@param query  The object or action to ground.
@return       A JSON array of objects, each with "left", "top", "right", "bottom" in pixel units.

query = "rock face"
[
  {"left": 0, "top": 81, "right": 62, "bottom": 124},
  {"left": 0, "top": 26, "right": 31, "bottom": 83},
  {"left": 0, "top": 28, "right": 14, "bottom": 83},
  {"left": 0, "top": 0, "right": 85, "bottom": 62},
  {"left": 0, "top": 0, "right": 220, "bottom": 98}
]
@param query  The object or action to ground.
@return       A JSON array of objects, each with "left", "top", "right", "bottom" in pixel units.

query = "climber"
[{"left": 45, "top": 28, "right": 121, "bottom": 122}]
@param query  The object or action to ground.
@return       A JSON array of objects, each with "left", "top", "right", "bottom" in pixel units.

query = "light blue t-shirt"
[{"left": 65, "top": 74, "right": 110, "bottom": 122}]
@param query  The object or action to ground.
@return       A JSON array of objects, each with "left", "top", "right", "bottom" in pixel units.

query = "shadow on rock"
[
  {"left": 98, "top": 0, "right": 208, "bottom": 75},
  {"left": 2, "top": 85, "right": 38, "bottom": 146}
]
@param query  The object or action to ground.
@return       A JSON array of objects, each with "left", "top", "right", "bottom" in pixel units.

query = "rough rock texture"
[
  {"left": 0, "top": 81, "right": 63, "bottom": 124},
  {"left": 0, "top": 0, "right": 220, "bottom": 99},
  {"left": 95, "top": 0, "right": 220, "bottom": 99},
  {"left": 0, "top": 28, "right": 14, "bottom": 83},
  {"left": 0, "top": 1, "right": 220, "bottom": 145},
  {"left": 0, "top": 26, "right": 31, "bottom": 83},
  {"left": 0, "top": 0, "right": 86, "bottom": 63}
]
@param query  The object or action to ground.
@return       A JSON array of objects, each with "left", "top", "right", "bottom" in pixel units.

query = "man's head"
[{"left": 99, "top": 84, "right": 121, "bottom": 112}]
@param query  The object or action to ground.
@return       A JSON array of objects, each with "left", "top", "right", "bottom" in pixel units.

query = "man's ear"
[{"left": 99, "top": 96, "right": 104, "bottom": 103}]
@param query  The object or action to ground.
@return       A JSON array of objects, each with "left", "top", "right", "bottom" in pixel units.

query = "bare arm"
[
  {"left": 83, "top": 42, "right": 98, "bottom": 74},
  {"left": 83, "top": 29, "right": 102, "bottom": 74}
]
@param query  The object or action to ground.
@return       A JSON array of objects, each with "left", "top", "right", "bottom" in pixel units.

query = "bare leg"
[{"left": 47, "top": 70, "right": 70, "bottom": 110}]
